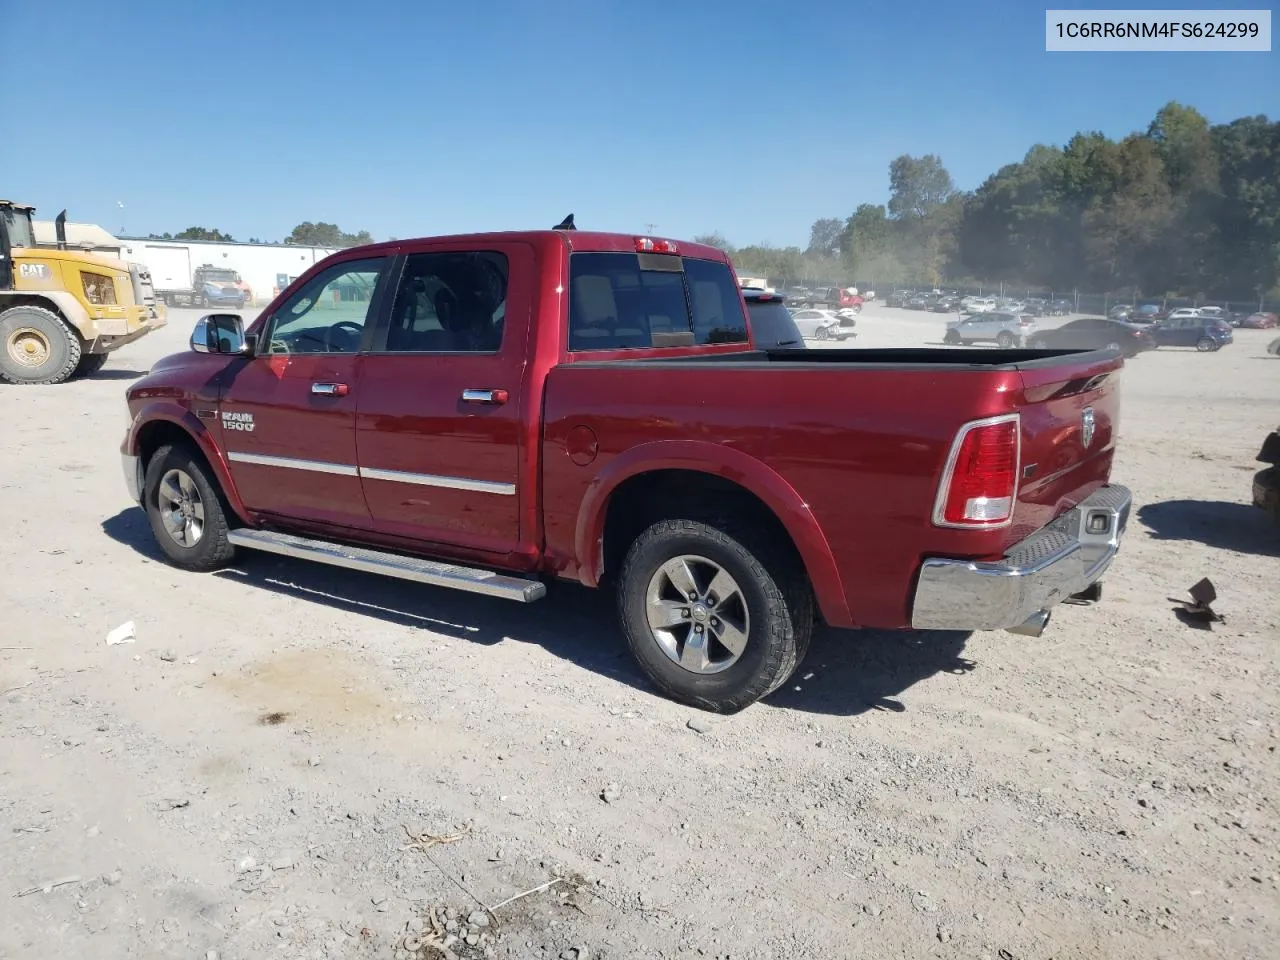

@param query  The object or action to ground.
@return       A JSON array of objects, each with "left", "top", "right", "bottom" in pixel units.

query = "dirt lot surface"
[{"left": 2, "top": 306, "right": 1277, "bottom": 960}]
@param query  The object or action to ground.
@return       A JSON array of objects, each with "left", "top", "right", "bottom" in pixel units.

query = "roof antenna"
[{"left": 552, "top": 213, "right": 576, "bottom": 231}]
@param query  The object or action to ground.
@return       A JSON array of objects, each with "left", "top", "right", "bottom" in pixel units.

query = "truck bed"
[{"left": 543, "top": 345, "right": 1122, "bottom": 629}]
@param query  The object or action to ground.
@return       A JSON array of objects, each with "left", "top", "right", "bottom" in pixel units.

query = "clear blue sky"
[{"left": 3, "top": 1, "right": 1275, "bottom": 248}]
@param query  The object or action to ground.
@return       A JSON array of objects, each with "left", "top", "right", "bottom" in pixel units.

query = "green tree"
[
  {"left": 887, "top": 154, "right": 959, "bottom": 285},
  {"left": 285, "top": 222, "right": 374, "bottom": 248},
  {"left": 806, "top": 218, "right": 844, "bottom": 258},
  {"left": 692, "top": 232, "right": 733, "bottom": 251},
  {"left": 174, "top": 226, "right": 233, "bottom": 241}
]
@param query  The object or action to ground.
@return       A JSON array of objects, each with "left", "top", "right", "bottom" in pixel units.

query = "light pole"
[{"left": 117, "top": 200, "right": 125, "bottom": 235}]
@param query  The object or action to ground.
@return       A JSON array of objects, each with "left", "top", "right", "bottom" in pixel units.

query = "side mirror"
[{"left": 191, "top": 313, "right": 252, "bottom": 355}]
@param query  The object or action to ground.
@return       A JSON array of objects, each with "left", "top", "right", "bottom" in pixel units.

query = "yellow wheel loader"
[{"left": 0, "top": 201, "right": 167, "bottom": 384}]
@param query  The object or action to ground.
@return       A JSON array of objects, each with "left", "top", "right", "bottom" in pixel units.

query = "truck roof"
[{"left": 331, "top": 230, "right": 732, "bottom": 263}]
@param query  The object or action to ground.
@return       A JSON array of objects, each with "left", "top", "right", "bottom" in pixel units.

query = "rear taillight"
[
  {"left": 932, "top": 415, "right": 1021, "bottom": 528},
  {"left": 636, "top": 237, "right": 679, "bottom": 254}
]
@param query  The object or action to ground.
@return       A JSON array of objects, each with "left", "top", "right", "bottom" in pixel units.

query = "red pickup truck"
[{"left": 121, "top": 226, "right": 1132, "bottom": 712}]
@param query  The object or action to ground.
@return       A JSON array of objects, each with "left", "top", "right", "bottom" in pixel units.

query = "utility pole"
[{"left": 643, "top": 223, "right": 657, "bottom": 234}]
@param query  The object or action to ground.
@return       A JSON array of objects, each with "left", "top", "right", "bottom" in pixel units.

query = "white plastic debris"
[{"left": 105, "top": 621, "right": 136, "bottom": 646}]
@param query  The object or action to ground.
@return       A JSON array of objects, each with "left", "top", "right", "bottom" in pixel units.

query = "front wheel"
[
  {"left": 1196, "top": 337, "right": 1215, "bottom": 352},
  {"left": 996, "top": 331, "right": 1016, "bottom": 348},
  {"left": 943, "top": 331, "right": 962, "bottom": 345},
  {"left": 0, "top": 305, "right": 83, "bottom": 385},
  {"left": 617, "top": 519, "right": 813, "bottom": 713},
  {"left": 814, "top": 326, "right": 831, "bottom": 341},
  {"left": 143, "top": 444, "right": 237, "bottom": 571}
]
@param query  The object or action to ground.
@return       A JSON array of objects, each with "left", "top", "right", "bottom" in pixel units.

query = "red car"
[
  {"left": 121, "top": 226, "right": 1131, "bottom": 712},
  {"left": 1241, "top": 312, "right": 1279, "bottom": 329},
  {"left": 838, "top": 288, "right": 864, "bottom": 311}
]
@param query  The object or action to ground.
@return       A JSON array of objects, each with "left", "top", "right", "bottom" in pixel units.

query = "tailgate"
[{"left": 1011, "top": 352, "right": 1123, "bottom": 537}]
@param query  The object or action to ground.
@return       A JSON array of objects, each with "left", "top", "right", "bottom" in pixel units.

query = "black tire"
[
  {"left": 1027, "top": 336, "right": 1047, "bottom": 350},
  {"left": 0, "top": 305, "right": 82, "bottom": 385},
  {"left": 996, "top": 331, "right": 1016, "bottom": 348},
  {"left": 814, "top": 326, "right": 831, "bottom": 341},
  {"left": 943, "top": 331, "right": 962, "bottom": 346},
  {"left": 71, "top": 352, "right": 109, "bottom": 379},
  {"left": 1196, "top": 337, "right": 1214, "bottom": 352},
  {"left": 143, "top": 444, "right": 237, "bottom": 571},
  {"left": 617, "top": 518, "right": 814, "bottom": 713}
]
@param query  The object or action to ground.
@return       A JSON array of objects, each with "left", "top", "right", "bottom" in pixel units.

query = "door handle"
[
  {"left": 311, "top": 382, "right": 349, "bottom": 397},
  {"left": 461, "top": 388, "right": 508, "bottom": 405}
]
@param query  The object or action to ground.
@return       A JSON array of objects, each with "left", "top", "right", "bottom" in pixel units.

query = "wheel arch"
[
  {"left": 575, "top": 441, "right": 852, "bottom": 627},
  {"left": 127, "top": 406, "right": 250, "bottom": 523}
]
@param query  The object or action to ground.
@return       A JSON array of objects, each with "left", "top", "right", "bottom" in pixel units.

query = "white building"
[{"left": 119, "top": 236, "right": 339, "bottom": 306}]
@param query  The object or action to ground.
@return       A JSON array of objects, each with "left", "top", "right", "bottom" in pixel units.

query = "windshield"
[
  {"left": 1, "top": 207, "right": 35, "bottom": 248},
  {"left": 202, "top": 269, "right": 239, "bottom": 282},
  {"left": 745, "top": 299, "right": 804, "bottom": 348}
]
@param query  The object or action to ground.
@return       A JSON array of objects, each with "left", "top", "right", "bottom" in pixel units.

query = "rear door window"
[{"left": 568, "top": 252, "right": 749, "bottom": 351}]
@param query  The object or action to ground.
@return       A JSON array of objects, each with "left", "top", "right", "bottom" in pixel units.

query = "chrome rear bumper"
[{"left": 910, "top": 484, "right": 1133, "bottom": 633}]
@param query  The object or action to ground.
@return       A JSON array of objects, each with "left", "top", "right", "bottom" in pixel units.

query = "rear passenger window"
[
  {"left": 568, "top": 253, "right": 749, "bottom": 351},
  {"left": 380, "top": 251, "right": 508, "bottom": 353}
]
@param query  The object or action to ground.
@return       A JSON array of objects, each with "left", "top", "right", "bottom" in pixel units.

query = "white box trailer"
[{"left": 142, "top": 244, "right": 194, "bottom": 301}]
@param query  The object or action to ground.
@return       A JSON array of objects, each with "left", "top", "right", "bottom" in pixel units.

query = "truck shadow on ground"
[
  {"left": 101, "top": 507, "right": 974, "bottom": 717},
  {"left": 1138, "top": 499, "right": 1279, "bottom": 557}
]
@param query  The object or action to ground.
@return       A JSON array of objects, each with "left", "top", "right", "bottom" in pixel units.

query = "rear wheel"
[
  {"left": 943, "top": 330, "right": 962, "bottom": 345},
  {"left": 1196, "top": 337, "right": 1215, "bottom": 352},
  {"left": 814, "top": 326, "right": 831, "bottom": 341},
  {"left": 71, "top": 352, "right": 109, "bottom": 379},
  {"left": 617, "top": 519, "right": 813, "bottom": 713},
  {"left": 143, "top": 444, "right": 237, "bottom": 571},
  {"left": 0, "top": 305, "right": 82, "bottom": 385}
]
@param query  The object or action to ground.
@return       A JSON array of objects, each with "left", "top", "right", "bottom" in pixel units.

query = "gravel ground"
[{"left": 1, "top": 305, "right": 1277, "bottom": 960}]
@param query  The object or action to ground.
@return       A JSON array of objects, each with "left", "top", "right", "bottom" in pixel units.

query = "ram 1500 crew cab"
[{"left": 122, "top": 228, "right": 1131, "bottom": 711}]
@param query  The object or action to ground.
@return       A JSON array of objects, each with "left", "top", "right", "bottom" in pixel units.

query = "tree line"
[
  {"left": 698, "top": 102, "right": 1280, "bottom": 300},
  {"left": 146, "top": 221, "right": 374, "bottom": 248}
]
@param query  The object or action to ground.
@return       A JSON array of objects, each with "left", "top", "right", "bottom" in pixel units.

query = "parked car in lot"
[
  {"left": 1048, "top": 299, "right": 1073, "bottom": 316},
  {"left": 885, "top": 290, "right": 914, "bottom": 307},
  {"left": 1164, "top": 307, "right": 1203, "bottom": 323},
  {"left": 930, "top": 295, "right": 961, "bottom": 313},
  {"left": 905, "top": 294, "right": 931, "bottom": 310},
  {"left": 1025, "top": 317, "right": 1155, "bottom": 357},
  {"left": 1240, "top": 312, "right": 1279, "bottom": 329},
  {"left": 944, "top": 311, "right": 1037, "bottom": 347},
  {"left": 1128, "top": 303, "right": 1165, "bottom": 324},
  {"left": 961, "top": 296, "right": 997, "bottom": 314},
  {"left": 1148, "top": 315, "right": 1233, "bottom": 351},
  {"left": 1196, "top": 306, "right": 1231, "bottom": 325},
  {"left": 790, "top": 308, "right": 855, "bottom": 341},
  {"left": 120, "top": 226, "right": 1132, "bottom": 712},
  {"left": 1108, "top": 304, "right": 1134, "bottom": 321},
  {"left": 741, "top": 289, "right": 804, "bottom": 349}
]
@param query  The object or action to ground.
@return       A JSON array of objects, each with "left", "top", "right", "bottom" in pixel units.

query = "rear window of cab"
[{"left": 568, "top": 252, "right": 749, "bottom": 351}]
